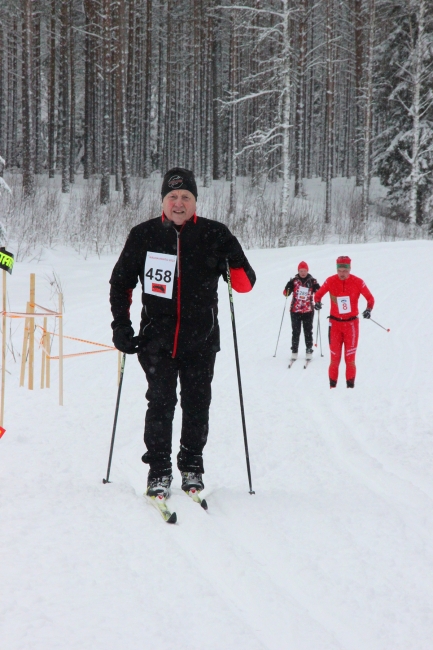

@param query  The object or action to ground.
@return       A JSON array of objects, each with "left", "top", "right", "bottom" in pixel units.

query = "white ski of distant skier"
[{"left": 288, "top": 356, "right": 312, "bottom": 369}]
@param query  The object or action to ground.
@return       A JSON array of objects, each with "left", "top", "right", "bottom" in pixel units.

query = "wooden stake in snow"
[
  {"left": 45, "top": 324, "right": 51, "bottom": 389},
  {"left": 58, "top": 293, "right": 64, "bottom": 406},
  {"left": 41, "top": 316, "right": 47, "bottom": 389},
  {"left": 20, "top": 302, "right": 31, "bottom": 388},
  {"left": 28, "top": 273, "right": 35, "bottom": 390}
]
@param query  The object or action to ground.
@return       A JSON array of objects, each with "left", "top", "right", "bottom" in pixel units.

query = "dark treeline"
[{"left": 0, "top": 0, "right": 432, "bottom": 225}]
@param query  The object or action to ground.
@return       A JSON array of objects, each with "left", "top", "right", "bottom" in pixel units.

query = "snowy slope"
[{"left": 1, "top": 240, "right": 433, "bottom": 650}]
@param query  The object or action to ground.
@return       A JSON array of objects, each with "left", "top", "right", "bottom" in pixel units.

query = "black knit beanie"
[{"left": 161, "top": 168, "right": 198, "bottom": 200}]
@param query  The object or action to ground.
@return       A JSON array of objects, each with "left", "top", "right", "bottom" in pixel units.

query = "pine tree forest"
[{"left": 0, "top": 0, "right": 432, "bottom": 233}]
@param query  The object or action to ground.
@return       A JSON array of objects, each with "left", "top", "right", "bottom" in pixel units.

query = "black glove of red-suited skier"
[
  {"left": 112, "top": 325, "right": 140, "bottom": 354},
  {"left": 362, "top": 309, "right": 371, "bottom": 319}
]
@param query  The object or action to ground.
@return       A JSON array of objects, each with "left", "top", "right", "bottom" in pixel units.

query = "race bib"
[
  {"left": 144, "top": 251, "right": 177, "bottom": 299},
  {"left": 337, "top": 296, "right": 351, "bottom": 314},
  {"left": 297, "top": 286, "right": 309, "bottom": 300}
]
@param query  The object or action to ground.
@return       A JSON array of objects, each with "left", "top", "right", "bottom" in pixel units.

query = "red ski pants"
[{"left": 328, "top": 318, "right": 359, "bottom": 382}]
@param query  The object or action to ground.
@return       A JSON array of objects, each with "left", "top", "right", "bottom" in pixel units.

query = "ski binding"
[
  {"left": 145, "top": 493, "right": 177, "bottom": 523},
  {"left": 185, "top": 487, "right": 208, "bottom": 510}
]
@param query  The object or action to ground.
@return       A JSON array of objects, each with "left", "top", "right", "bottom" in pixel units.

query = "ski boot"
[
  {"left": 146, "top": 474, "right": 173, "bottom": 499},
  {"left": 306, "top": 348, "right": 314, "bottom": 360},
  {"left": 181, "top": 472, "right": 208, "bottom": 510},
  {"left": 145, "top": 475, "right": 176, "bottom": 523}
]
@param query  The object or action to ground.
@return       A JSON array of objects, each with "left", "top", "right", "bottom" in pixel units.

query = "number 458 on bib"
[{"left": 144, "top": 251, "right": 177, "bottom": 299}]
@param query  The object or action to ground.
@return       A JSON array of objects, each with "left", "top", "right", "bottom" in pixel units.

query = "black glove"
[
  {"left": 214, "top": 238, "right": 245, "bottom": 270},
  {"left": 362, "top": 309, "right": 371, "bottom": 319},
  {"left": 112, "top": 325, "right": 140, "bottom": 354},
  {"left": 314, "top": 302, "right": 322, "bottom": 310}
]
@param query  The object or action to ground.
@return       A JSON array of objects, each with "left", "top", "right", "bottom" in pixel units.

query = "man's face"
[
  {"left": 298, "top": 268, "right": 308, "bottom": 279},
  {"left": 162, "top": 190, "right": 196, "bottom": 225},
  {"left": 337, "top": 266, "right": 351, "bottom": 280}
]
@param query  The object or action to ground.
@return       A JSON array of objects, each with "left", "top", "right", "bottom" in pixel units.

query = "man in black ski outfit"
[
  {"left": 283, "top": 261, "right": 320, "bottom": 361},
  {"left": 110, "top": 168, "right": 256, "bottom": 499}
]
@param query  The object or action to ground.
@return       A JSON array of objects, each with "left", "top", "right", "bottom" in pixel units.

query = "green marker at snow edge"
[{"left": 0, "top": 248, "right": 14, "bottom": 274}]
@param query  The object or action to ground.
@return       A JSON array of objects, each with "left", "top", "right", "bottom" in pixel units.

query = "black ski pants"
[
  {"left": 138, "top": 347, "right": 216, "bottom": 479},
  {"left": 290, "top": 311, "right": 314, "bottom": 352}
]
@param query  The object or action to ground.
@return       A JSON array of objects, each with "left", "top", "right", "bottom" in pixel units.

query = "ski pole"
[
  {"left": 369, "top": 317, "right": 390, "bottom": 332},
  {"left": 273, "top": 294, "right": 288, "bottom": 357},
  {"left": 103, "top": 353, "right": 126, "bottom": 484},
  {"left": 318, "top": 311, "right": 323, "bottom": 356},
  {"left": 226, "top": 260, "right": 255, "bottom": 495},
  {"left": 315, "top": 310, "right": 324, "bottom": 356}
]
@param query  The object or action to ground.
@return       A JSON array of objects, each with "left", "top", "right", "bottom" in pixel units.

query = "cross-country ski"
[
  {"left": 184, "top": 488, "right": 208, "bottom": 510},
  {"left": 145, "top": 493, "right": 177, "bottom": 524}
]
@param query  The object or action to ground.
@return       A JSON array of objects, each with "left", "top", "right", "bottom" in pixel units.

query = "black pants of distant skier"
[
  {"left": 290, "top": 311, "right": 314, "bottom": 352},
  {"left": 138, "top": 348, "right": 216, "bottom": 479}
]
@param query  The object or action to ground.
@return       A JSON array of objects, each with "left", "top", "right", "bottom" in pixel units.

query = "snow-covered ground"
[{"left": 1, "top": 240, "right": 433, "bottom": 650}]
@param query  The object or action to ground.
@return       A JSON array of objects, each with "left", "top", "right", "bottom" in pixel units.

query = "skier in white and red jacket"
[{"left": 283, "top": 261, "right": 320, "bottom": 360}]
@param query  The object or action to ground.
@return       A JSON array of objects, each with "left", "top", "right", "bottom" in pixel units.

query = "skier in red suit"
[{"left": 314, "top": 256, "right": 374, "bottom": 388}]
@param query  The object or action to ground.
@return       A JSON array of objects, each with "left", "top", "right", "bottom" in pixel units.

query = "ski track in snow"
[{"left": 1, "top": 240, "right": 433, "bottom": 650}]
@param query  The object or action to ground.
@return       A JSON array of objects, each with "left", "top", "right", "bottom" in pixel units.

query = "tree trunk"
[
  {"left": 69, "top": 0, "right": 75, "bottom": 184},
  {"left": 408, "top": 0, "right": 425, "bottom": 227},
  {"left": 0, "top": 25, "right": 6, "bottom": 172},
  {"left": 117, "top": 0, "right": 131, "bottom": 204},
  {"left": 354, "top": 0, "right": 364, "bottom": 186},
  {"left": 48, "top": 0, "right": 56, "bottom": 178},
  {"left": 228, "top": 10, "right": 237, "bottom": 217},
  {"left": 143, "top": 0, "right": 153, "bottom": 178},
  {"left": 324, "top": 0, "right": 334, "bottom": 224},
  {"left": 203, "top": 3, "right": 213, "bottom": 187},
  {"left": 33, "top": 7, "right": 42, "bottom": 174},
  {"left": 100, "top": 0, "right": 111, "bottom": 204},
  {"left": 281, "top": 0, "right": 292, "bottom": 219},
  {"left": 294, "top": 0, "right": 307, "bottom": 197},
  {"left": 22, "top": 0, "right": 35, "bottom": 197},
  {"left": 361, "top": 0, "right": 375, "bottom": 220},
  {"left": 60, "top": 0, "right": 70, "bottom": 193}
]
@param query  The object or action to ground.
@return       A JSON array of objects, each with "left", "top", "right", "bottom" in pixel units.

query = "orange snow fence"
[{"left": 35, "top": 325, "right": 116, "bottom": 360}]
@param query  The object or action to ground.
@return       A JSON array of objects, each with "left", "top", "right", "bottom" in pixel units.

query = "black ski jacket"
[{"left": 110, "top": 214, "right": 256, "bottom": 358}]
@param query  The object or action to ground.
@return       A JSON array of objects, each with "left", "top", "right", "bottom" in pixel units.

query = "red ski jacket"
[
  {"left": 314, "top": 274, "right": 374, "bottom": 320},
  {"left": 284, "top": 274, "right": 320, "bottom": 313}
]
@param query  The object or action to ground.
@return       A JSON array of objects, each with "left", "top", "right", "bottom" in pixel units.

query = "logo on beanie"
[{"left": 168, "top": 175, "right": 184, "bottom": 190}]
